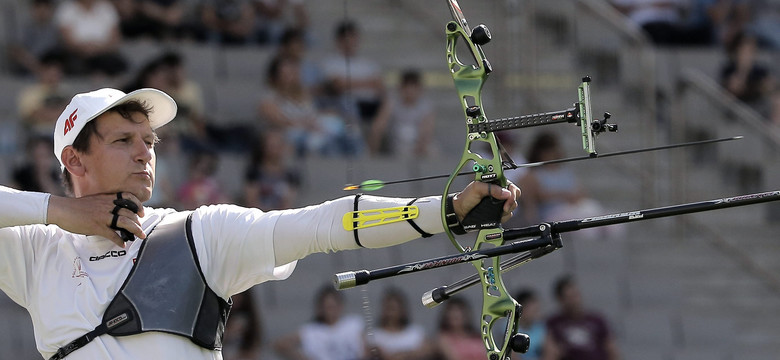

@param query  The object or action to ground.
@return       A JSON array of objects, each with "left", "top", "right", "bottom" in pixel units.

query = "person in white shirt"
[
  {"left": 0, "top": 87, "right": 520, "bottom": 359},
  {"left": 54, "top": 0, "right": 127, "bottom": 76}
]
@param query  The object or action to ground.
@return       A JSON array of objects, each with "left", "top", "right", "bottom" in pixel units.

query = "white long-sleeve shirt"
[{"left": 0, "top": 186, "right": 443, "bottom": 359}]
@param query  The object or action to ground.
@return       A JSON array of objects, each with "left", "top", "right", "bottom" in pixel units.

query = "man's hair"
[
  {"left": 400, "top": 69, "right": 421, "bottom": 87},
  {"left": 61, "top": 100, "right": 153, "bottom": 196},
  {"left": 335, "top": 20, "right": 357, "bottom": 39},
  {"left": 514, "top": 288, "right": 537, "bottom": 305},
  {"left": 553, "top": 274, "right": 575, "bottom": 300},
  {"left": 313, "top": 284, "right": 343, "bottom": 324}
]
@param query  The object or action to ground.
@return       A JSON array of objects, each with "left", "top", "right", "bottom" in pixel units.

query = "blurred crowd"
[
  {"left": 3, "top": 0, "right": 442, "bottom": 211},
  {"left": 610, "top": 0, "right": 780, "bottom": 123},
  {"left": 2, "top": 0, "right": 780, "bottom": 359},
  {"left": 227, "top": 275, "right": 618, "bottom": 360}
]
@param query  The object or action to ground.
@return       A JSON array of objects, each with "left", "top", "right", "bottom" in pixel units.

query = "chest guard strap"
[{"left": 50, "top": 212, "right": 232, "bottom": 360}]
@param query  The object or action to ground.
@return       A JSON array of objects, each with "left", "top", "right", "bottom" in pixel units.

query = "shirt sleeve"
[
  {"left": 0, "top": 185, "right": 50, "bottom": 228},
  {"left": 190, "top": 195, "right": 444, "bottom": 298},
  {"left": 0, "top": 186, "right": 52, "bottom": 307}
]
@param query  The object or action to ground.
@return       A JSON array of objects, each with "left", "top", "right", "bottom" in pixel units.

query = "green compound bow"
[{"left": 332, "top": 2, "right": 780, "bottom": 360}]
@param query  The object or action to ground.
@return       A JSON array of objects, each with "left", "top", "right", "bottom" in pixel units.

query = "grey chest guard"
[{"left": 50, "top": 212, "right": 232, "bottom": 360}]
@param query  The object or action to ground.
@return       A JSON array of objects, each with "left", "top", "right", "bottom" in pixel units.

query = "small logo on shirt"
[
  {"left": 89, "top": 250, "right": 127, "bottom": 262},
  {"left": 72, "top": 257, "right": 88, "bottom": 278}
]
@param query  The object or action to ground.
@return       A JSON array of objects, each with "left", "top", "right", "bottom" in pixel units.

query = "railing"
[{"left": 672, "top": 67, "right": 780, "bottom": 293}]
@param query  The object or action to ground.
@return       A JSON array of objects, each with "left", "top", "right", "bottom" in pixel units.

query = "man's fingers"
[
  {"left": 117, "top": 192, "right": 144, "bottom": 217},
  {"left": 114, "top": 215, "right": 147, "bottom": 240}
]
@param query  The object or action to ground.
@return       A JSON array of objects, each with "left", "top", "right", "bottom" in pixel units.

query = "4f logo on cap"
[{"left": 64, "top": 109, "right": 78, "bottom": 135}]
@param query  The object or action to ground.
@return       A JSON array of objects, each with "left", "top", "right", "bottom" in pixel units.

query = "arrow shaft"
[{"left": 347, "top": 136, "right": 742, "bottom": 190}]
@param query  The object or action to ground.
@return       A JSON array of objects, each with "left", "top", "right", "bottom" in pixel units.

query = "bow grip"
[{"left": 460, "top": 195, "right": 503, "bottom": 231}]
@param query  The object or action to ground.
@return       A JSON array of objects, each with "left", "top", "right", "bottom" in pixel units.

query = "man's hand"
[
  {"left": 47, "top": 192, "right": 147, "bottom": 248},
  {"left": 452, "top": 181, "right": 521, "bottom": 224}
]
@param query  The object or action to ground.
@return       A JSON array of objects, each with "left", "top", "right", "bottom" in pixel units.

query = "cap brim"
[{"left": 110, "top": 88, "right": 177, "bottom": 130}]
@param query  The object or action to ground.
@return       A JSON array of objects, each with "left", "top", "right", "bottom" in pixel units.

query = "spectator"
[
  {"left": 277, "top": 27, "right": 322, "bottom": 91},
  {"left": 720, "top": 32, "right": 777, "bottom": 119},
  {"left": 17, "top": 53, "right": 71, "bottom": 138},
  {"left": 611, "top": 0, "right": 714, "bottom": 45},
  {"left": 370, "top": 70, "right": 436, "bottom": 157},
  {"left": 12, "top": 137, "right": 63, "bottom": 196},
  {"left": 200, "top": 0, "right": 257, "bottom": 45},
  {"left": 320, "top": 21, "right": 387, "bottom": 137},
  {"left": 274, "top": 285, "right": 367, "bottom": 360},
  {"left": 372, "top": 288, "right": 432, "bottom": 360},
  {"left": 176, "top": 151, "right": 229, "bottom": 209},
  {"left": 545, "top": 275, "right": 619, "bottom": 360},
  {"left": 747, "top": 0, "right": 780, "bottom": 50},
  {"left": 158, "top": 52, "right": 213, "bottom": 151},
  {"left": 7, "top": 0, "right": 61, "bottom": 76},
  {"left": 243, "top": 129, "right": 301, "bottom": 211},
  {"left": 223, "top": 290, "right": 263, "bottom": 360},
  {"left": 435, "top": 297, "right": 485, "bottom": 360},
  {"left": 54, "top": 0, "right": 128, "bottom": 77},
  {"left": 253, "top": 0, "right": 308, "bottom": 45},
  {"left": 517, "top": 133, "right": 592, "bottom": 221},
  {"left": 124, "top": 52, "right": 216, "bottom": 152},
  {"left": 513, "top": 288, "right": 554, "bottom": 360},
  {"left": 687, "top": 0, "right": 750, "bottom": 46},
  {"left": 113, "top": 0, "right": 187, "bottom": 40},
  {"left": 259, "top": 56, "right": 355, "bottom": 157}
]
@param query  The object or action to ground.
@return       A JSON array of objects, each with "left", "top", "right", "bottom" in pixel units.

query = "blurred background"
[{"left": 1, "top": 0, "right": 780, "bottom": 359}]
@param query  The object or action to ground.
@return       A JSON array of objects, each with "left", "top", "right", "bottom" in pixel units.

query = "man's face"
[
  {"left": 77, "top": 111, "right": 157, "bottom": 202},
  {"left": 560, "top": 284, "right": 583, "bottom": 315}
]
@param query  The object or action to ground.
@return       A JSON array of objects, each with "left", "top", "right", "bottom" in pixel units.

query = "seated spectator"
[
  {"left": 176, "top": 151, "right": 229, "bottom": 209},
  {"left": 513, "top": 288, "right": 554, "bottom": 360},
  {"left": 7, "top": 0, "right": 61, "bottom": 76},
  {"left": 124, "top": 52, "right": 217, "bottom": 152},
  {"left": 747, "top": 0, "right": 780, "bottom": 50},
  {"left": 370, "top": 70, "right": 436, "bottom": 157},
  {"left": 687, "top": 0, "right": 750, "bottom": 46},
  {"left": 243, "top": 129, "right": 300, "bottom": 211},
  {"left": 720, "top": 32, "right": 777, "bottom": 119},
  {"left": 259, "top": 56, "right": 357, "bottom": 157},
  {"left": 200, "top": 0, "right": 257, "bottom": 45},
  {"left": 517, "top": 132, "right": 621, "bottom": 239},
  {"left": 372, "top": 287, "right": 432, "bottom": 360},
  {"left": 277, "top": 27, "right": 322, "bottom": 91},
  {"left": 545, "top": 275, "right": 619, "bottom": 360},
  {"left": 17, "top": 53, "right": 71, "bottom": 138},
  {"left": 223, "top": 290, "right": 263, "bottom": 360},
  {"left": 12, "top": 137, "right": 63, "bottom": 196},
  {"left": 253, "top": 0, "right": 308, "bottom": 45},
  {"left": 611, "top": 0, "right": 714, "bottom": 45},
  {"left": 274, "top": 285, "right": 367, "bottom": 360},
  {"left": 435, "top": 297, "right": 485, "bottom": 360},
  {"left": 113, "top": 0, "right": 187, "bottom": 41},
  {"left": 320, "top": 21, "right": 387, "bottom": 135},
  {"left": 54, "top": 0, "right": 128, "bottom": 77}
]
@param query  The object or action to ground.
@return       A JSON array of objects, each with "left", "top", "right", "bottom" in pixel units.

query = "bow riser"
[{"left": 443, "top": 4, "right": 521, "bottom": 359}]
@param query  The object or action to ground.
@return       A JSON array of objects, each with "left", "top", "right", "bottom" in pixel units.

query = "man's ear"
[{"left": 61, "top": 146, "right": 86, "bottom": 177}]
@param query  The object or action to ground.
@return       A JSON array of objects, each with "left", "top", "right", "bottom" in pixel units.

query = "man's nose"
[{"left": 134, "top": 141, "right": 153, "bottom": 163}]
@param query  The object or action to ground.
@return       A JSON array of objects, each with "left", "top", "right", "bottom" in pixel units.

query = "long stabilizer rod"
[{"left": 421, "top": 190, "right": 780, "bottom": 307}]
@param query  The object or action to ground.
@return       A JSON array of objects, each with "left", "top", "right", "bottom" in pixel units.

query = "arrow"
[{"left": 343, "top": 136, "right": 743, "bottom": 191}]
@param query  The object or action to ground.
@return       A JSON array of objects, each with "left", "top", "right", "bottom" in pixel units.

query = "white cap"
[{"left": 53, "top": 88, "right": 177, "bottom": 167}]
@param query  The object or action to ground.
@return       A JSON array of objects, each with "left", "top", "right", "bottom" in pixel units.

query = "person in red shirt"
[{"left": 545, "top": 275, "right": 620, "bottom": 360}]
